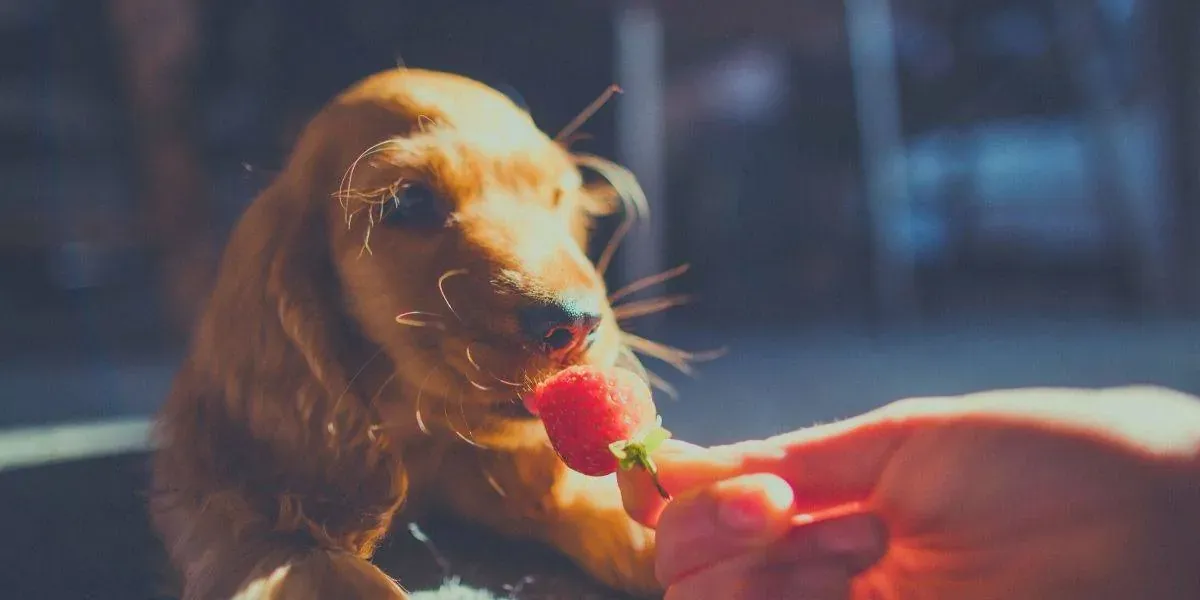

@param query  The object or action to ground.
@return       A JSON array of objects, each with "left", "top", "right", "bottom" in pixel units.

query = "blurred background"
[{"left": 1, "top": 0, "right": 1199, "bottom": 597}]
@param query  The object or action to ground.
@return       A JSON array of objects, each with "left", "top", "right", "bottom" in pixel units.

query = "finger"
[
  {"left": 664, "top": 554, "right": 853, "bottom": 600},
  {"left": 765, "top": 562, "right": 855, "bottom": 600},
  {"left": 764, "top": 386, "right": 1200, "bottom": 506},
  {"left": 771, "top": 512, "right": 889, "bottom": 576},
  {"left": 661, "top": 513, "right": 887, "bottom": 600},
  {"left": 621, "top": 412, "right": 913, "bottom": 527},
  {"left": 623, "top": 394, "right": 1038, "bottom": 530},
  {"left": 655, "top": 473, "right": 796, "bottom": 585},
  {"left": 748, "top": 411, "right": 916, "bottom": 509},
  {"left": 618, "top": 438, "right": 757, "bottom": 526},
  {"left": 627, "top": 388, "right": 1200, "bottom": 537}
]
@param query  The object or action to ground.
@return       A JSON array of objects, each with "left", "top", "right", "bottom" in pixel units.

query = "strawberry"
[{"left": 526, "top": 365, "right": 672, "bottom": 499}]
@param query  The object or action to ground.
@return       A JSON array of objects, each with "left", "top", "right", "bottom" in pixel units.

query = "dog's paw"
[
  {"left": 560, "top": 512, "right": 661, "bottom": 598},
  {"left": 231, "top": 550, "right": 410, "bottom": 600}
]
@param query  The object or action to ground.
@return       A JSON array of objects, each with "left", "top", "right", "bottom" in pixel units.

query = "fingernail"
[
  {"left": 717, "top": 475, "right": 793, "bottom": 534},
  {"left": 718, "top": 492, "right": 769, "bottom": 532},
  {"left": 791, "top": 502, "right": 866, "bottom": 526}
]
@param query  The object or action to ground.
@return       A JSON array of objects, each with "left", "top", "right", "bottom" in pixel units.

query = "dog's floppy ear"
[
  {"left": 195, "top": 157, "right": 374, "bottom": 449},
  {"left": 171, "top": 163, "right": 405, "bottom": 554},
  {"left": 571, "top": 153, "right": 649, "bottom": 273},
  {"left": 259, "top": 172, "right": 370, "bottom": 414}
]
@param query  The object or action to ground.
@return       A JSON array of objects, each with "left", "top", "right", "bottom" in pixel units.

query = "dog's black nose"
[{"left": 519, "top": 299, "right": 602, "bottom": 360}]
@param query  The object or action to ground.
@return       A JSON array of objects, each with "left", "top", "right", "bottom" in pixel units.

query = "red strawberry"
[{"left": 526, "top": 365, "right": 672, "bottom": 499}]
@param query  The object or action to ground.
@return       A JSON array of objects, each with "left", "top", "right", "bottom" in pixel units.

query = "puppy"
[{"left": 150, "top": 68, "right": 681, "bottom": 599}]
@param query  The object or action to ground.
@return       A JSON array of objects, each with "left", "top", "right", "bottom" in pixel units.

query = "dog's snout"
[{"left": 519, "top": 298, "right": 602, "bottom": 360}]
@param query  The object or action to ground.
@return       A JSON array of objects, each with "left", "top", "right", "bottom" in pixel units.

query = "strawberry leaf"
[
  {"left": 608, "top": 440, "right": 631, "bottom": 461},
  {"left": 608, "top": 427, "right": 672, "bottom": 500},
  {"left": 641, "top": 416, "right": 672, "bottom": 454}
]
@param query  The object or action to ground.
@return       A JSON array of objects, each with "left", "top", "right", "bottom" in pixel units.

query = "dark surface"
[
  {"left": 0, "top": 452, "right": 635, "bottom": 600},
  {"left": 0, "top": 454, "right": 169, "bottom": 600}
]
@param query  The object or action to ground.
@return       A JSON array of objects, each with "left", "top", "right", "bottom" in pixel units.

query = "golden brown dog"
[{"left": 149, "top": 68, "right": 695, "bottom": 599}]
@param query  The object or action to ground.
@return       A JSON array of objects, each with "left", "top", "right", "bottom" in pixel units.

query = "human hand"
[{"left": 618, "top": 386, "right": 1200, "bottom": 599}]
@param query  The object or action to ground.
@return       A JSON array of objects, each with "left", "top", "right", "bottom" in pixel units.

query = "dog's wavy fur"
[{"left": 150, "top": 68, "right": 670, "bottom": 599}]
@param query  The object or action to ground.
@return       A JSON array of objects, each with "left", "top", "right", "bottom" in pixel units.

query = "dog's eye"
[{"left": 381, "top": 183, "right": 448, "bottom": 229}]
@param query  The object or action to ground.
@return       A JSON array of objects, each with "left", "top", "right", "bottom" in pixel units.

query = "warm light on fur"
[{"left": 149, "top": 68, "right": 673, "bottom": 599}]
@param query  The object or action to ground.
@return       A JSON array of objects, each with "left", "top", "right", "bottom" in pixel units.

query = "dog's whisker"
[
  {"left": 465, "top": 343, "right": 483, "bottom": 372},
  {"left": 620, "top": 331, "right": 726, "bottom": 377},
  {"left": 554, "top": 84, "right": 623, "bottom": 145},
  {"left": 338, "top": 140, "right": 389, "bottom": 196},
  {"left": 573, "top": 154, "right": 649, "bottom": 276},
  {"left": 615, "top": 343, "right": 677, "bottom": 399},
  {"left": 465, "top": 343, "right": 522, "bottom": 388},
  {"left": 358, "top": 230, "right": 373, "bottom": 257},
  {"left": 415, "top": 407, "right": 429, "bottom": 435},
  {"left": 613, "top": 294, "right": 692, "bottom": 322},
  {"left": 414, "top": 367, "right": 439, "bottom": 435},
  {"left": 339, "top": 156, "right": 399, "bottom": 255},
  {"left": 458, "top": 388, "right": 485, "bottom": 446},
  {"left": 395, "top": 310, "right": 446, "bottom": 330},
  {"left": 470, "top": 433, "right": 509, "bottom": 499},
  {"left": 437, "top": 269, "right": 468, "bottom": 323},
  {"left": 559, "top": 131, "right": 593, "bottom": 149},
  {"left": 616, "top": 344, "right": 650, "bottom": 379},
  {"left": 395, "top": 320, "right": 444, "bottom": 330},
  {"left": 642, "top": 367, "right": 679, "bottom": 401},
  {"left": 466, "top": 377, "right": 492, "bottom": 392},
  {"left": 518, "top": 371, "right": 537, "bottom": 396},
  {"left": 338, "top": 139, "right": 398, "bottom": 211},
  {"left": 337, "top": 141, "right": 408, "bottom": 257},
  {"left": 371, "top": 372, "right": 398, "bottom": 403},
  {"left": 417, "top": 114, "right": 436, "bottom": 132},
  {"left": 357, "top": 184, "right": 394, "bottom": 257},
  {"left": 330, "top": 347, "right": 386, "bottom": 419},
  {"left": 444, "top": 388, "right": 486, "bottom": 449},
  {"left": 493, "top": 376, "right": 521, "bottom": 388},
  {"left": 609, "top": 263, "right": 691, "bottom": 304},
  {"left": 482, "top": 468, "right": 508, "bottom": 498}
]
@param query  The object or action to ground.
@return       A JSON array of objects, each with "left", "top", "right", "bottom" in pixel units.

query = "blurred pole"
[
  {"left": 1052, "top": 0, "right": 1169, "bottom": 315},
  {"left": 1149, "top": 0, "right": 1200, "bottom": 312},
  {"left": 614, "top": 0, "right": 668, "bottom": 330},
  {"left": 108, "top": 0, "right": 214, "bottom": 333},
  {"left": 844, "top": 0, "right": 918, "bottom": 322}
]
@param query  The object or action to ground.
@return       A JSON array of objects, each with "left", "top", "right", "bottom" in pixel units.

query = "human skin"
[{"left": 619, "top": 385, "right": 1200, "bottom": 600}]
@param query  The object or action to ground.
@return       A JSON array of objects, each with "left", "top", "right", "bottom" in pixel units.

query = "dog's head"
[
  {"left": 333, "top": 70, "right": 630, "bottom": 407},
  {"left": 203, "top": 69, "right": 657, "bottom": 441}
]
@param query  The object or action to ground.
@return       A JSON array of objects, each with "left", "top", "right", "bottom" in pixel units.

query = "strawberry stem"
[
  {"left": 641, "top": 454, "right": 672, "bottom": 500},
  {"left": 609, "top": 417, "right": 673, "bottom": 500}
]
